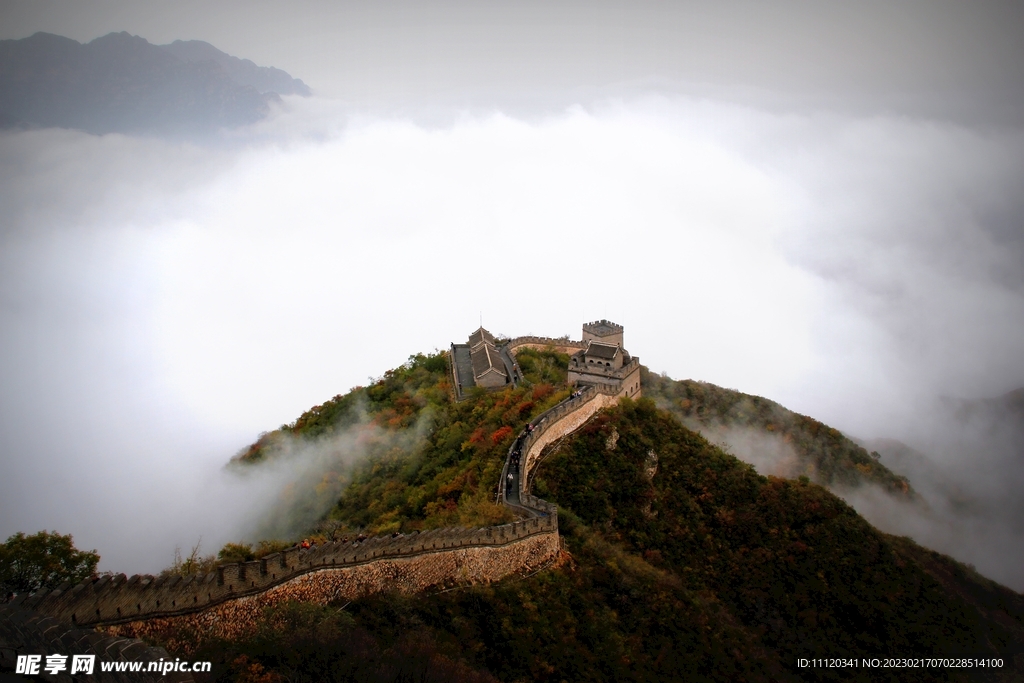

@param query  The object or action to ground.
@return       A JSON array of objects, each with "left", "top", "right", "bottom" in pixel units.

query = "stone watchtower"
[
  {"left": 568, "top": 320, "right": 641, "bottom": 399},
  {"left": 582, "top": 319, "right": 624, "bottom": 348}
]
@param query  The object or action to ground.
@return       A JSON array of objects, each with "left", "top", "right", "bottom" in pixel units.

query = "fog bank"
[{"left": 1, "top": 96, "right": 1022, "bottom": 578}]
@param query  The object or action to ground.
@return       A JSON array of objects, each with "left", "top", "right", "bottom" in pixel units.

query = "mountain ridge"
[
  {"left": 196, "top": 348, "right": 1023, "bottom": 680},
  {"left": 0, "top": 31, "right": 308, "bottom": 136},
  {"left": 4, "top": 346, "right": 1022, "bottom": 680},
  {"left": 640, "top": 368, "right": 912, "bottom": 493},
  {"left": 160, "top": 39, "right": 310, "bottom": 97}
]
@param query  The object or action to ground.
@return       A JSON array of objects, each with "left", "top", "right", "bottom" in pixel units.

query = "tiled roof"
[
  {"left": 471, "top": 342, "right": 506, "bottom": 379},
  {"left": 586, "top": 341, "right": 620, "bottom": 360},
  {"left": 468, "top": 327, "right": 496, "bottom": 349}
]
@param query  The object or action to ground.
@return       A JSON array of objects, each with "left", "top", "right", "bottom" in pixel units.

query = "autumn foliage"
[{"left": 165, "top": 348, "right": 1024, "bottom": 682}]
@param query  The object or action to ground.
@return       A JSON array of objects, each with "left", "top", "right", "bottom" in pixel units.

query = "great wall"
[{"left": 1, "top": 322, "right": 640, "bottom": 675}]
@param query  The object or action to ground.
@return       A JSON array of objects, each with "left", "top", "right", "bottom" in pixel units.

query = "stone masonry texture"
[{"left": 100, "top": 532, "right": 559, "bottom": 653}]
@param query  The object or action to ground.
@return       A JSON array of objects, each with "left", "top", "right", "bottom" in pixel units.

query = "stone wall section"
[
  {"left": 22, "top": 518, "right": 556, "bottom": 630},
  {"left": 101, "top": 533, "right": 558, "bottom": 653},
  {"left": 567, "top": 357, "right": 642, "bottom": 393},
  {"left": 0, "top": 603, "right": 194, "bottom": 682},
  {"left": 521, "top": 391, "right": 618, "bottom": 483},
  {"left": 505, "top": 336, "right": 586, "bottom": 357},
  {"left": 618, "top": 361, "right": 642, "bottom": 400},
  {"left": 499, "top": 379, "right": 636, "bottom": 515}
]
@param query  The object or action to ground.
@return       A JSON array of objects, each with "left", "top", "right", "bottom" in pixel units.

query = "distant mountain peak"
[
  {"left": 160, "top": 38, "right": 311, "bottom": 97},
  {"left": 0, "top": 31, "right": 310, "bottom": 137}
]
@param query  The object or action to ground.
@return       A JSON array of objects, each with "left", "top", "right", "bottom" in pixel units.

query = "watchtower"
[
  {"left": 582, "top": 319, "right": 624, "bottom": 348},
  {"left": 569, "top": 320, "right": 641, "bottom": 399}
]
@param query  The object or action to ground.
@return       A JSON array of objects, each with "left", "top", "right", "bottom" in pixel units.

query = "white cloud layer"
[{"left": 1, "top": 95, "right": 1022, "bottom": 577}]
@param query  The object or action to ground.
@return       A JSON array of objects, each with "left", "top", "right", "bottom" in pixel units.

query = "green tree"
[
  {"left": 218, "top": 542, "right": 256, "bottom": 564},
  {"left": 0, "top": 530, "right": 99, "bottom": 595}
]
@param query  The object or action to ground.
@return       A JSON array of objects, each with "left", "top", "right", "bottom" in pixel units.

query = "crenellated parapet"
[
  {"left": 505, "top": 336, "right": 586, "bottom": 357},
  {"left": 0, "top": 602, "right": 195, "bottom": 682},
  {"left": 19, "top": 518, "right": 556, "bottom": 629},
  {"left": 500, "top": 382, "right": 627, "bottom": 516},
  {"left": 100, "top": 529, "right": 562, "bottom": 653}
]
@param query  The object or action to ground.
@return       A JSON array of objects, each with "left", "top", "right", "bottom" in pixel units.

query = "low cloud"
[
  {"left": 687, "top": 399, "right": 1024, "bottom": 591},
  {"left": 1, "top": 95, "right": 1022, "bottom": 584},
  {"left": 852, "top": 393, "right": 1024, "bottom": 591},
  {"left": 687, "top": 423, "right": 804, "bottom": 481},
  {"left": 230, "top": 404, "right": 434, "bottom": 544},
  {"left": 833, "top": 478, "right": 1024, "bottom": 593}
]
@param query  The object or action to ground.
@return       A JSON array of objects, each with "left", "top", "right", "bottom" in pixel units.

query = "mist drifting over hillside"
[
  {"left": 660, "top": 381, "right": 1024, "bottom": 591},
  {"left": 0, "top": 2, "right": 1022, "bottom": 587}
]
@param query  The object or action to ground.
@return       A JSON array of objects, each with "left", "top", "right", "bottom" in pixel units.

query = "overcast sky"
[
  {"left": 1, "top": 1, "right": 1023, "bottom": 581},
  {"left": 4, "top": 0, "right": 1024, "bottom": 122}
]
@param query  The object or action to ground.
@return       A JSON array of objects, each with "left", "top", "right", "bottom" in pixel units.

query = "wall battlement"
[
  {"left": 0, "top": 603, "right": 195, "bottom": 682},
  {"left": 500, "top": 381, "right": 627, "bottom": 513},
  {"left": 506, "top": 336, "right": 587, "bottom": 356},
  {"left": 571, "top": 356, "right": 641, "bottom": 381},
  {"left": 20, "top": 517, "right": 555, "bottom": 628}
]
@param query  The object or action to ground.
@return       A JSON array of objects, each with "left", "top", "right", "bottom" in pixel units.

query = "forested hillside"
[
  {"left": 173, "top": 348, "right": 1024, "bottom": 682},
  {"left": 233, "top": 348, "right": 573, "bottom": 536},
  {"left": 641, "top": 368, "right": 911, "bottom": 492}
]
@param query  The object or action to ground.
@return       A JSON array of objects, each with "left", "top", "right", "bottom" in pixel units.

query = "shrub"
[{"left": 0, "top": 530, "right": 99, "bottom": 595}]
